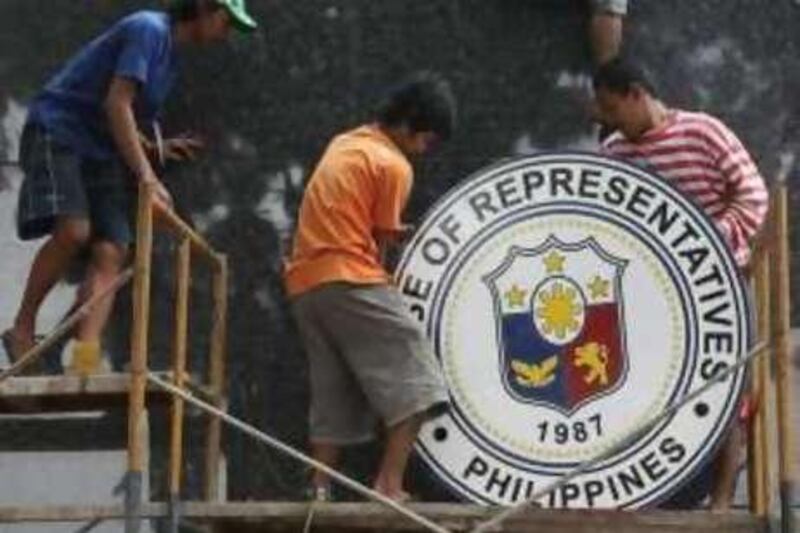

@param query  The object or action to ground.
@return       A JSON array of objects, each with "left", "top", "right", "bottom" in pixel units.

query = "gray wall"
[{"left": 1, "top": 0, "right": 798, "bottom": 503}]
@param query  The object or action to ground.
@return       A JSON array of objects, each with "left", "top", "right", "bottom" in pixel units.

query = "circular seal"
[{"left": 396, "top": 153, "right": 749, "bottom": 509}]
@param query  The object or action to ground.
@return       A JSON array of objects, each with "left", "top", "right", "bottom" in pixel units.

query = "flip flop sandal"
[
  {"left": 0, "top": 330, "right": 45, "bottom": 412},
  {"left": 1, "top": 330, "right": 42, "bottom": 376}
]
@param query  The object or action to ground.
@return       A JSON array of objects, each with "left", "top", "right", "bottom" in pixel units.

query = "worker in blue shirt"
[{"left": 3, "top": 0, "right": 257, "bottom": 375}]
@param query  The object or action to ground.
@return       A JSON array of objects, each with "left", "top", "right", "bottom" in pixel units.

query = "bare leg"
[
  {"left": 373, "top": 414, "right": 424, "bottom": 500},
  {"left": 310, "top": 441, "right": 341, "bottom": 492},
  {"left": 710, "top": 424, "right": 745, "bottom": 511},
  {"left": 9, "top": 217, "right": 90, "bottom": 354},
  {"left": 589, "top": 12, "right": 624, "bottom": 66},
  {"left": 74, "top": 241, "right": 127, "bottom": 343}
]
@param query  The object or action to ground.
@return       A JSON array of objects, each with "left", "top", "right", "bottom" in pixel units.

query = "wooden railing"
[
  {"left": 745, "top": 180, "right": 795, "bottom": 531},
  {"left": 127, "top": 181, "right": 795, "bottom": 530},
  {"left": 126, "top": 181, "right": 229, "bottom": 531},
  {"left": 0, "top": 180, "right": 791, "bottom": 532}
]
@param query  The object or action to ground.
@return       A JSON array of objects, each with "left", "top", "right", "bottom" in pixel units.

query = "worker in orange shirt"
[{"left": 284, "top": 72, "right": 457, "bottom": 502}]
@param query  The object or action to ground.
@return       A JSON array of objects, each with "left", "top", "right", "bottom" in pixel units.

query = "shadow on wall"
[{"left": 0, "top": 0, "right": 798, "bottom": 501}]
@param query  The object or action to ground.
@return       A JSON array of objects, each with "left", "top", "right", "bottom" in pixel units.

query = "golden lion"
[{"left": 573, "top": 342, "right": 609, "bottom": 386}]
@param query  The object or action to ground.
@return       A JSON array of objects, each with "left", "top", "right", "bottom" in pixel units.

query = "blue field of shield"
[{"left": 499, "top": 311, "right": 569, "bottom": 407}]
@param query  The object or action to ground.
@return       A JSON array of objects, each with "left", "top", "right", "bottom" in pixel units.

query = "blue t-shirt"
[{"left": 28, "top": 11, "right": 176, "bottom": 160}]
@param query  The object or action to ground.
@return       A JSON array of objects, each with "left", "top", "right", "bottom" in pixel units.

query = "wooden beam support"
[
  {"left": 748, "top": 252, "right": 771, "bottom": 516},
  {"left": 126, "top": 181, "right": 155, "bottom": 533},
  {"left": 0, "top": 372, "right": 175, "bottom": 413},
  {"left": 771, "top": 183, "right": 796, "bottom": 533},
  {"left": 204, "top": 256, "right": 229, "bottom": 502},
  {"left": 168, "top": 239, "right": 191, "bottom": 503},
  {"left": 0, "top": 503, "right": 767, "bottom": 533}
]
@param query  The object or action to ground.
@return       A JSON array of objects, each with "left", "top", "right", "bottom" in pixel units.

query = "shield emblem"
[{"left": 483, "top": 235, "right": 629, "bottom": 415}]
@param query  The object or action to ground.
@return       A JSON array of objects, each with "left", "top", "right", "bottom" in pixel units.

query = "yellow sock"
[{"left": 68, "top": 341, "right": 102, "bottom": 377}]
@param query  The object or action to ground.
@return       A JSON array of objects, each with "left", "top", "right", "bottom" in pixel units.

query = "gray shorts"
[
  {"left": 292, "top": 282, "right": 449, "bottom": 444},
  {"left": 590, "top": 0, "right": 628, "bottom": 15},
  {"left": 17, "top": 122, "right": 133, "bottom": 244}
]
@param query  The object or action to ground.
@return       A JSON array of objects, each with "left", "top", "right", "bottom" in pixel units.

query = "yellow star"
[
  {"left": 543, "top": 251, "right": 566, "bottom": 274},
  {"left": 504, "top": 284, "right": 527, "bottom": 309},
  {"left": 587, "top": 275, "right": 611, "bottom": 300}
]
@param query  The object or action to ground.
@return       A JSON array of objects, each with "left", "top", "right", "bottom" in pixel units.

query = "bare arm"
[
  {"left": 104, "top": 76, "right": 171, "bottom": 206},
  {"left": 715, "top": 152, "right": 769, "bottom": 267},
  {"left": 105, "top": 77, "right": 154, "bottom": 181},
  {"left": 138, "top": 130, "right": 206, "bottom": 163},
  {"left": 138, "top": 131, "right": 156, "bottom": 155},
  {"left": 589, "top": 12, "right": 624, "bottom": 66}
]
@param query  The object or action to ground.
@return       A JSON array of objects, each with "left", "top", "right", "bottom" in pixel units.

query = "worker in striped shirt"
[{"left": 592, "top": 58, "right": 768, "bottom": 510}]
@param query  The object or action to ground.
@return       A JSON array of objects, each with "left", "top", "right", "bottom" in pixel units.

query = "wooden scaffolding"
[{"left": 0, "top": 180, "right": 794, "bottom": 532}]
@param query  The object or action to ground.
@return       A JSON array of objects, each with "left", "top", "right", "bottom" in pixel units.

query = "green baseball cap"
[{"left": 217, "top": 0, "right": 258, "bottom": 33}]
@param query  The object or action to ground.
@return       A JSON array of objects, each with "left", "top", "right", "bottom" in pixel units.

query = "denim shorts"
[{"left": 16, "top": 122, "right": 134, "bottom": 245}]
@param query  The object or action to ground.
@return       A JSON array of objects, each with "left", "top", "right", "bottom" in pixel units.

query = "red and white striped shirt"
[{"left": 602, "top": 110, "right": 769, "bottom": 267}]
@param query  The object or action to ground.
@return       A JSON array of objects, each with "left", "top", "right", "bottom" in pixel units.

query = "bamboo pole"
[
  {"left": 126, "top": 182, "right": 155, "bottom": 533},
  {"left": 204, "top": 255, "right": 228, "bottom": 501},
  {"left": 760, "top": 192, "right": 784, "bottom": 528},
  {"left": 771, "top": 183, "right": 796, "bottom": 533},
  {"left": 155, "top": 206, "right": 219, "bottom": 263},
  {"left": 748, "top": 249, "right": 771, "bottom": 515},
  {"left": 168, "top": 239, "right": 191, "bottom": 514}
]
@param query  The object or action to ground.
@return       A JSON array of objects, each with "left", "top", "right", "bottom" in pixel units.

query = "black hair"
[
  {"left": 167, "top": 0, "right": 223, "bottom": 22},
  {"left": 592, "top": 58, "right": 658, "bottom": 98},
  {"left": 376, "top": 71, "right": 457, "bottom": 141}
]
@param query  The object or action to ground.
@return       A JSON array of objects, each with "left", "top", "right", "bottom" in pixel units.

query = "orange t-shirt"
[{"left": 284, "top": 124, "right": 413, "bottom": 297}]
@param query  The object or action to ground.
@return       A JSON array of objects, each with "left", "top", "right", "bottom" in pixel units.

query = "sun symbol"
[{"left": 535, "top": 281, "right": 584, "bottom": 341}]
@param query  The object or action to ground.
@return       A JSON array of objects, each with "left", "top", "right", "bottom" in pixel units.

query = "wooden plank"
[
  {"left": 204, "top": 256, "right": 228, "bottom": 502},
  {"left": 0, "top": 503, "right": 766, "bottom": 533},
  {"left": 0, "top": 372, "right": 176, "bottom": 398},
  {"left": 200, "top": 505, "right": 764, "bottom": 533},
  {"left": 171, "top": 504, "right": 769, "bottom": 533},
  {"left": 0, "top": 504, "right": 140, "bottom": 522},
  {"left": 0, "top": 372, "right": 177, "bottom": 413}
]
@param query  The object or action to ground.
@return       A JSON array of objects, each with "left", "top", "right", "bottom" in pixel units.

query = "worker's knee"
[
  {"left": 91, "top": 241, "right": 128, "bottom": 276},
  {"left": 52, "top": 217, "right": 91, "bottom": 251}
]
